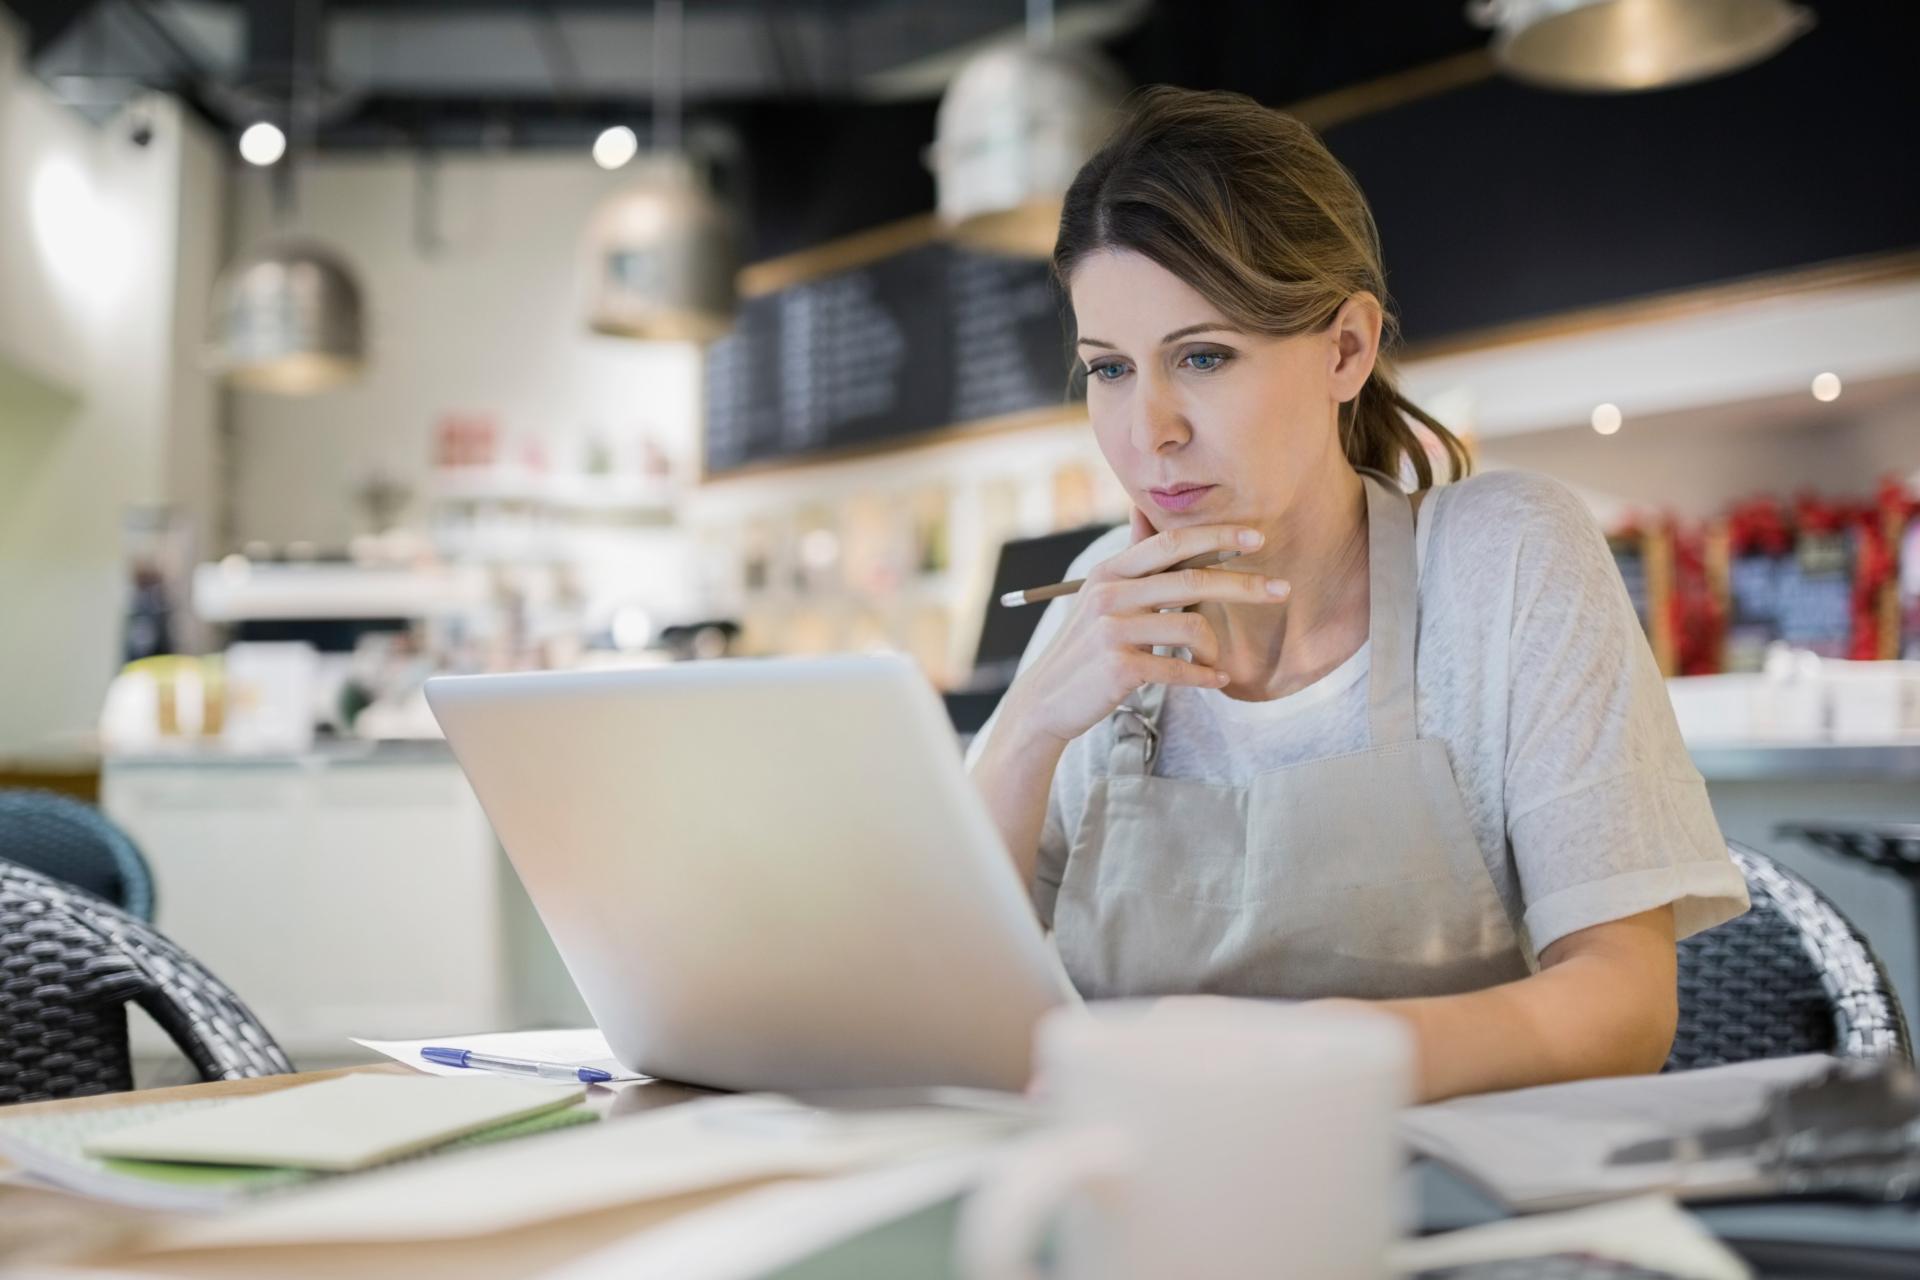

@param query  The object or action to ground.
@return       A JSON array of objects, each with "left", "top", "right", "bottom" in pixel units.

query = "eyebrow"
[{"left": 1075, "top": 323, "right": 1241, "bottom": 351}]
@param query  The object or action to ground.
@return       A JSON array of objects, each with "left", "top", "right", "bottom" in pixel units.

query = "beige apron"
[{"left": 1053, "top": 470, "right": 1534, "bottom": 1001}]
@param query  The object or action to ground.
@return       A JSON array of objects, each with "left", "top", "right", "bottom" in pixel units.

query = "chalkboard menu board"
[
  {"left": 702, "top": 241, "right": 1078, "bottom": 476},
  {"left": 1724, "top": 532, "right": 1858, "bottom": 669},
  {"left": 1776, "top": 531, "right": 1856, "bottom": 658},
  {"left": 1607, "top": 529, "right": 1675, "bottom": 675}
]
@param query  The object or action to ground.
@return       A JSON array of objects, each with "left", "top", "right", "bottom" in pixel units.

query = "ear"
[{"left": 1326, "top": 292, "right": 1384, "bottom": 406}]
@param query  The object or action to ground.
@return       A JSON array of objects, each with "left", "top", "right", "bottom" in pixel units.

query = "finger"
[
  {"left": 1100, "top": 523, "right": 1264, "bottom": 580},
  {"left": 1128, "top": 651, "right": 1230, "bottom": 690},
  {"left": 1109, "top": 566, "right": 1291, "bottom": 610},
  {"left": 1130, "top": 505, "right": 1156, "bottom": 545},
  {"left": 1106, "top": 611, "right": 1219, "bottom": 668}
]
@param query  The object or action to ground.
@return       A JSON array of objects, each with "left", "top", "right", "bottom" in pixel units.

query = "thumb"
[{"left": 1129, "top": 505, "right": 1157, "bottom": 545}]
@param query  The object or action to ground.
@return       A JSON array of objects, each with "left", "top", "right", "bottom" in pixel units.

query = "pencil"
[{"left": 999, "top": 549, "right": 1246, "bottom": 608}]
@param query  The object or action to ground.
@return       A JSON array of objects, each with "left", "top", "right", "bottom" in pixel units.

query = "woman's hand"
[{"left": 997, "top": 508, "right": 1292, "bottom": 746}]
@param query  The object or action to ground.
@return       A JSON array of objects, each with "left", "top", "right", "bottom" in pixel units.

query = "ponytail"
[{"left": 1341, "top": 356, "right": 1471, "bottom": 491}]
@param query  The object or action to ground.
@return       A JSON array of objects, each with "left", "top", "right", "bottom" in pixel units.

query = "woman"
[{"left": 966, "top": 87, "right": 1748, "bottom": 1103}]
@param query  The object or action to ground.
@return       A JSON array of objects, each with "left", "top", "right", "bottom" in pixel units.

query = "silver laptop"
[{"left": 425, "top": 654, "right": 1069, "bottom": 1092}]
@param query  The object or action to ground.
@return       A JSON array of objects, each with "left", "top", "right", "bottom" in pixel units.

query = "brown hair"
[{"left": 1052, "top": 85, "right": 1469, "bottom": 490}]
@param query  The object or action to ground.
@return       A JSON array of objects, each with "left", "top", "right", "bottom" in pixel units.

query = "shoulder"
[
  {"left": 1429, "top": 468, "right": 1596, "bottom": 538},
  {"left": 1425, "top": 468, "right": 1607, "bottom": 570}
]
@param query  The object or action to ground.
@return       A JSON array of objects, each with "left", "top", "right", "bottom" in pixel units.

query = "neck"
[{"left": 1202, "top": 461, "right": 1370, "bottom": 699}]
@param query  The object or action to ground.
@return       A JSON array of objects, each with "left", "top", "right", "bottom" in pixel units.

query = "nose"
[{"left": 1130, "top": 379, "right": 1192, "bottom": 456}]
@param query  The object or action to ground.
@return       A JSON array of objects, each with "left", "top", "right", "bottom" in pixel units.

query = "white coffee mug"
[{"left": 956, "top": 997, "right": 1412, "bottom": 1280}]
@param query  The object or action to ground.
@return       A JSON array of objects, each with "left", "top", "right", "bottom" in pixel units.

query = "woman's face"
[{"left": 1067, "top": 248, "right": 1377, "bottom": 531}]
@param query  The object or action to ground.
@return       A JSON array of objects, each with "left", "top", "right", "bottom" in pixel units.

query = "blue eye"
[
  {"left": 1088, "top": 362, "right": 1128, "bottom": 383},
  {"left": 1184, "top": 351, "right": 1231, "bottom": 372}
]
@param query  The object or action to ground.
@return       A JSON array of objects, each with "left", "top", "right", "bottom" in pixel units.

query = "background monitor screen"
[{"left": 968, "top": 523, "right": 1116, "bottom": 685}]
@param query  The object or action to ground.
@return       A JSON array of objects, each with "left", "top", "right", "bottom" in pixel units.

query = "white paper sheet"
[
  {"left": 352, "top": 1028, "right": 648, "bottom": 1083},
  {"left": 1399, "top": 1054, "right": 1835, "bottom": 1211},
  {"left": 139, "top": 1093, "right": 1022, "bottom": 1253},
  {"left": 1393, "top": 1195, "right": 1751, "bottom": 1280},
  {"left": 533, "top": 1149, "right": 998, "bottom": 1280}
]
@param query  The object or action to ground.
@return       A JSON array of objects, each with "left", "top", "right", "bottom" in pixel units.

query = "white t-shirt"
[{"left": 967, "top": 468, "right": 1748, "bottom": 959}]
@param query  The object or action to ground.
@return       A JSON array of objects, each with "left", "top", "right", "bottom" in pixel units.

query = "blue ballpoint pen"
[{"left": 421, "top": 1045, "right": 613, "bottom": 1084}]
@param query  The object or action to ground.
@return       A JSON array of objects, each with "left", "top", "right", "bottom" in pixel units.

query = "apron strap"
[
  {"left": 1358, "top": 468, "right": 1420, "bottom": 746},
  {"left": 1108, "top": 654, "right": 1171, "bottom": 776}
]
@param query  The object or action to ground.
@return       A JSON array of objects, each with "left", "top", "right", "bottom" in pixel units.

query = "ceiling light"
[
  {"left": 1468, "top": 0, "right": 1814, "bottom": 93},
  {"left": 593, "top": 125, "right": 638, "bottom": 171},
  {"left": 1811, "top": 372, "right": 1841, "bottom": 402},
  {"left": 238, "top": 122, "right": 287, "bottom": 166},
  {"left": 1591, "top": 403, "right": 1623, "bottom": 435}
]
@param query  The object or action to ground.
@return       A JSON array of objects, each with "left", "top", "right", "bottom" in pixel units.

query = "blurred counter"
[
  {"left": 102, "top": 738, "right": 456, "bottom": 770},
  {"left": 1689, "top": 742, "right": 1920, "bottom": 781},
  {"left": 99, "top": 745, "right": 587, "bottom": 1067}
]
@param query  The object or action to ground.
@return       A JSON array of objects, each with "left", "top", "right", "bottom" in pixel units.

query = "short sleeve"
[
  {"left": 1479, "top": 474, "right": 1749, "bottom": 953},
  {"left": 965, "top": 525, "right": 1129, "bottom": 924}
]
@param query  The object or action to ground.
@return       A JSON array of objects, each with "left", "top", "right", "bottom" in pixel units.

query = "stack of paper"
[
  {"left": 0, "top": 1081, "right": 596, "bottom": 1213},
  {"left": 120, "top": 1093, "right": 1025, "bottom": 1255},
  {"left": 1399, "top": 1054, "right": 1835, "bottom": 1210}
]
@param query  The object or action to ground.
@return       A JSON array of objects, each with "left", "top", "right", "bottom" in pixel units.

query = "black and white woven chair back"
[
  {"left": 0, "top": 858, "right": 292, "bottom": 1105},
  {"left": 1669, "top": 843, "right": 1911, "bottom": 1071}
]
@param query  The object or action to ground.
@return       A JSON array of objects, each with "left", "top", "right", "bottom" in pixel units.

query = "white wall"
[
  {"left": 1401, "top": 273, "right": 1920, "bottom": 525},
  {"left": 1401, "top": 275, "right": 1920, "bottom": 444},
  {"left": 1478, "top": 378, "right": 1920, "bottom": 525},
  {"left": 0, "top": 13, "right": 226, "bottom": 756},
  {"left": 225, "top": 153, "right": 702, "bottom": 547}
]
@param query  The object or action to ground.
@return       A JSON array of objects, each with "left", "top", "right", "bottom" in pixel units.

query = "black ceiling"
[
  {"left": 6, "top": 0, "right": 1915, "bottom": 343},
  {"left": 0, "top": 0, "right": 1498, "bottom": 264},
  {"left": 6, "top": 1, "right": 1489, "bottom": 147}
]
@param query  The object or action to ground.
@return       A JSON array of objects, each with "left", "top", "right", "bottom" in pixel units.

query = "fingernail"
[
  {"left": 1237, "top": 529, "right": 1264, "bottom": 548},
  {"left": 1266, "top": 578, "right": 1291, "bottom": 597}
]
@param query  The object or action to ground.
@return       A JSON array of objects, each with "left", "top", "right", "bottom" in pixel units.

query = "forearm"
[
  {"left": 967, "top": 704, "right": 1069, "bottom": 890},
  {"left": 1359, "top": 911, "right": 1679, "bottom": 1103}
]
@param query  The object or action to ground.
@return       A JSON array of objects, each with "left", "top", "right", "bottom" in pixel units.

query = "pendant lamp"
[
  {"left": 583, "top": 152, "right": 738, "bottom": 342},
  {"left": 1468, "top": 0, "right": 1814, "bottom": 93},
  {"left": 208, "top": 1, "right": 367, "bottom": 394},
  {"left": 208, "top": 239, "right": 364, "bottom": 394},
  {"left": 929, "top": 0, "right": 1125, "bottom": 258},
  {"left": 582, "top": 0, "right": 737, "bottom": 341}
]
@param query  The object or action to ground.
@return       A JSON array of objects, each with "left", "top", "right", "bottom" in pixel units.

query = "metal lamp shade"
[
  {"left": 208, "top": 240, "right": 366, "bottom": 395},
  {"left": 930, "top": 41, "right": 1125, "bottom": 259},
  {"left": 584, "top": 155, "right": 738, "bottom": 343},
  {"left": 1476, "top": 0, "right": 1814, "bottom": 93}
]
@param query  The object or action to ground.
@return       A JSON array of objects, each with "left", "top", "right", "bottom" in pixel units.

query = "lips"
[{"left": 1148, "top": 484, "right": 1216, "bottom": 513}]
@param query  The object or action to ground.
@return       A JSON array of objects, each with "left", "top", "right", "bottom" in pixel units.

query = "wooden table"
[{"left": 0, "top": 1064, "right": 766, "bottom": 1280}]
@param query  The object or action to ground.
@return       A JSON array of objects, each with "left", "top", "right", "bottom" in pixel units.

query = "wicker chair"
[
  {"left": 0, "top": 858, "right": 291, "bottom": 1105},
  {"left": 0, "top": 789, "right": 156, "bottom": 921},
  {"left": 1667, "top": 842, "right": 1910, "bottom": 1071}
]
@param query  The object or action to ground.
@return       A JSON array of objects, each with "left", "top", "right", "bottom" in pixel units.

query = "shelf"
[
  {"left": 192, "top": 561, "right": 489, "bottom": 622},
  {"left": 430, "top": 467, "right": 680, "bottom": 516}
]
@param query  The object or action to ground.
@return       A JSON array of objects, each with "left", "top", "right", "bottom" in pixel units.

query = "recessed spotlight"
[
  {"left": 593, "top": 125, "right": 639, "bottom": 171},
  {"left": 238, "top": 122, "right": 286, "bottom": 167},
  {"left": 1811, "top": 372, "right": 1842, "bottom": 402},
  {"left": 1590, "top": 403, "right": 1622, "bottom": 435}
]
